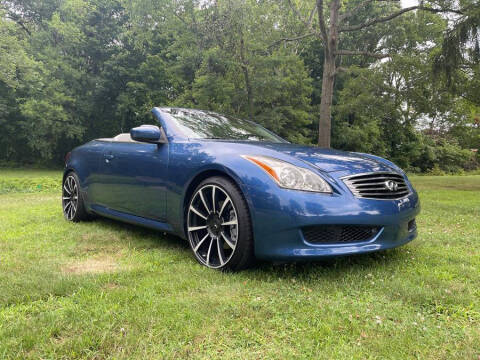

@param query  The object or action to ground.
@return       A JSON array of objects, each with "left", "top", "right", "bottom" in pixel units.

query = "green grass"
[
  {"left": 0, "top": 169, "right": 61, "bottom": 194},
  {"left": 0, "top": 170, "right": 479, "bottom": 359}
]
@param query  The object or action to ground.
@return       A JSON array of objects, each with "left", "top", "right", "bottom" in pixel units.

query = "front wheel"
[
  {"left": 62, "top": 172, "right": 88, "bottom": 222},
  {"left": 186, "top": 177, "right": 254, "bottom": 271}
]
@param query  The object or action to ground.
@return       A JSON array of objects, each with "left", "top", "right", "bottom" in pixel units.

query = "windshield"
[{"left": 161, "top": 108, "right": 287, "bottom": 143}]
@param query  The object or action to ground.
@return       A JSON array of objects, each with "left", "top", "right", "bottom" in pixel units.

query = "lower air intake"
[{"left": 302, "top": 225, "right": 381, "bottom": 244}]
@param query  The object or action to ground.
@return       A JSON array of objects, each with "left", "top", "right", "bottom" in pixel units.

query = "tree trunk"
[
  {"left": 243, "top": 66, "right": 254, "bottom": 121},
  {"left": 317, "top": 0, "right": 340, "bottom": 148},
  {"left": 318, "top": 57, "right": 335, "bottom": 147},
  {"left": 240, "top": 35, "right": 254, "bottom": 120}
]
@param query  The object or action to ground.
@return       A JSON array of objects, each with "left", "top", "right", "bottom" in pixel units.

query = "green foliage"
[
  {"left": 252, "top": 50, "right": 314, "bottom": 143},
  {"left": 433, "top": 3, "right": 480, "bottom": 90},
  {"left": 415, "top": 138, "right": 477, "bottom": 174},
  {"left": 0, "top": 0, "right": 478, "bottom": 171},
  {"left": 189, "top": 47, "right": 240, "bottom": 114},
  {"left": 333, "top": 67, "right": 388, "bottom": 156}
]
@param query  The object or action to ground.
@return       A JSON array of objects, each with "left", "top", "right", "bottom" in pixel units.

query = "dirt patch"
[
  {"left": 76, "top": 233, "right": 123, "bottom": 255},
  {"left": 103, "top": 282, "right": 121, "bottom": 290},
  {"left": 62, "top": 256, "right": 119, "bottom": 275},
  {"left": 81, "top": 234, "right": 92, "bottom": 241}
]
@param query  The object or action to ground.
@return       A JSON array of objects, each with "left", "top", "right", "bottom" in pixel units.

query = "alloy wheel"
[
  {"left": 187, "top": 184, "right": 238, "bottom": 268},
  {"left": 62, "top": 175, "right": 79, "bottom": 220}
]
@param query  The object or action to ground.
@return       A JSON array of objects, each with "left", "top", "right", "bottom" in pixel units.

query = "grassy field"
[{"left": 0, "top": 169, "right": 479, "bottom": 359}]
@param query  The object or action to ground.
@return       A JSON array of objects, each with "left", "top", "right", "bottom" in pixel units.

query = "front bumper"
[{"left": 247, "top": 180, "right": 420, "bottom": 261}]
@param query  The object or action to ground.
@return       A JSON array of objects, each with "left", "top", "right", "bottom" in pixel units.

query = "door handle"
[{"left": 104, "top": 154, "right": 114, "bottom": 163}]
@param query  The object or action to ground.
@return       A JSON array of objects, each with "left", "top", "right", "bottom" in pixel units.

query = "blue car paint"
[{"left": 65, "top": 107, "right": 420, "bottom": 261}]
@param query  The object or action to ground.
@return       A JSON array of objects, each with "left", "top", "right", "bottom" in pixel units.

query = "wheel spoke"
[
  {"left": 63, "top": 201, "right": 71, "bottom": 213},
  {"left": 62, "top": 197, "right": 70, "bottom": 200},
  {"left": 206, "top": 237, "right": 214, "bottom": 266},
  {"left": 67, "top": 177, "right": 73, "bottom": 192},
  {"left": 221, "top": 220, "right": 237, "bottom": 226},
  {"left": 198, "top": 189, "right": 211, "bottom": 213},
  {"left": 188, "top": 225, "right": 207, "bottom": 232},
  {"left": 218, "top": 197, "right": 231, "bottom": 217},
  {"left": 217, "top": 237, "right": 225, "bottom": 265},
  {"left": 190, "top": 205, "right": 207, "bottom": 220},
  {"left": 212, "top": 185, "right": 216, "bottom": 213},
  {"left": 63, "top": 183, "right": 71, "bottom": 195},
  {"left": 194, "top": 233, "right": 209, "bottom": 252},
  {"left": 221, "top": 232, "right": 235, "bottom": 249},
  {"left": 68, "top": 204, "right": 73, "bottom": 219}
]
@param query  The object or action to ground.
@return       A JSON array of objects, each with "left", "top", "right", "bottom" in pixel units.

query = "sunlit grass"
[
  {"left": 0, "top": 170, "right": 479, "bottom": 359},
  {"left": 0, "top": 169, "right": 61, "bottom": 194}
]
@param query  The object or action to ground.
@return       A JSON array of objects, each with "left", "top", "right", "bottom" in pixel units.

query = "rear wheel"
[
  {"left": 186, "top": 177, "right": 254, "bottom": 271},
  {"left": 62, "top": 172, "right": 88, "bottom": 222}
]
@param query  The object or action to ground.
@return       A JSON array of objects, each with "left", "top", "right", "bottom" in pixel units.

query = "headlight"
[{"left": 242, "top": 155, "right": 332, "bottom": 193}]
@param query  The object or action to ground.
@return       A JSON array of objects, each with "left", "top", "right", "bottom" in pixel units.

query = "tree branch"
[
  {"left": 339, "top": 0, "right": 400, "bottom": 22},
  {"left": 268, "top": 32, "right": 316, "bottom": 49},
  {"left": 5, "top": 13, "right": 32, "bottom": 35},
  {"left": 335, "top": 50, "right": 391, "bottom": 58},
  {"left": 335, "top": 66, "right": 349, "bottom": 74},
  {"left": 287, "top": 0, "right": 317, "bottom": 31},
  {"left": 307, "top": 5, "right": 317, "bottom": 27},
  {"left": 316, "top": 0, "right": 329, "bottom": 46},
  {"left": 340, "top": 5, "right": 464, "bottom": 32}
]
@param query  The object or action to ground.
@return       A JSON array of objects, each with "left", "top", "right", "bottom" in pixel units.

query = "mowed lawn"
[{"left": 0, "top": 170, "right": 479, "bottom": 359}]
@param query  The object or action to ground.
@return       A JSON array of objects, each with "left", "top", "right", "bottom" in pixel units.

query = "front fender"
[
  {"left": 172, "top": 161, "right": 261, "bottom": 239},
  {"left": 167, "top": 143, "right": 279, "bottom": 238}
]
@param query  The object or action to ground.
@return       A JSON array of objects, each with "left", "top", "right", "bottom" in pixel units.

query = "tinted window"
[{"left": 162, "top": 108, "right": 287, "bottom": 143}]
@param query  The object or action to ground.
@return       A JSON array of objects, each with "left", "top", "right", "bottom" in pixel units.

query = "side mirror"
[{"left": 130, "top": 125, "right": 166, "bottom": 143}]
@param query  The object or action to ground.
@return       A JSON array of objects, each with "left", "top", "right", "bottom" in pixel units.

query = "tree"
[
  {"left": 172, "top": 0, "right": 314, "bottom": 141},
  {"left": 0, "top": 0, "right": 478, "bottom": 171},
  {"left": 332, "top": 10, "right": 477, "bottom": 172},
  {"left": 434, "top": 3, "right": 480, "bottom": 105},
  {"left": 280, "top": 0, "right": 467, "bottom": 147}
]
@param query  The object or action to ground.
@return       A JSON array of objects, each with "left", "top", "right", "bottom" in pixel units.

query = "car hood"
[{"left": 241, "top": 142, "right": 394, "bottom": 174}]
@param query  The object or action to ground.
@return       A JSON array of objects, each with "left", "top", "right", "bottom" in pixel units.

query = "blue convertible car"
[{"left": 63, "top": 108, "right": 420, "bottom": 270}]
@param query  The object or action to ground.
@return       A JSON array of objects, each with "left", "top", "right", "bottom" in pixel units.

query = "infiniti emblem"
[{"left": 384, "top": 180, "right": 399, "bottom": 192}]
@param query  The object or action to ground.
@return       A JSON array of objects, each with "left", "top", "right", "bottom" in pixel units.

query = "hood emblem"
[{"left": 384, "top": 180, "right": 399, "bottom": 192}]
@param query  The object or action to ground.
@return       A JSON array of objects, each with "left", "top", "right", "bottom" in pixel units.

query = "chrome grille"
[{"left": 342, "top": 172, "right": 410, "bottom": 200}]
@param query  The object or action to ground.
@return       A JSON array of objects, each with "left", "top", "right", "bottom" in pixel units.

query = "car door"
[
  {"left": 71, "top": 140, "right": 105, "bottom": 208},
  {"left": 94, "top": 140, "right": 168, "bottom": 220}
]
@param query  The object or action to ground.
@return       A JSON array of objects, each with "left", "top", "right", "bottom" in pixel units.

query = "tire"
[
  {"left": 62, "top": 171, "right": 89, "bottom": 222},
  {"left": 186, "top": 176, "right": 255, "bottom": 271}
]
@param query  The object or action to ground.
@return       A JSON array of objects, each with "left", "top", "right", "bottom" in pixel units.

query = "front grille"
[
  {"left": 302, "top": 225, "right": 381, "bottom": 244},
  {"left": 342, "top": 172, "right": 410, "bottom": 200}
]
